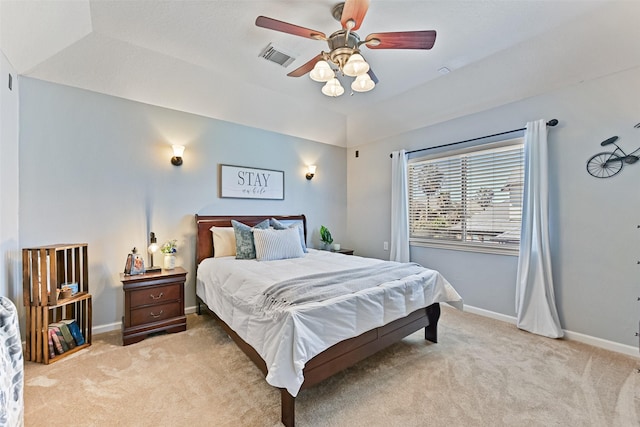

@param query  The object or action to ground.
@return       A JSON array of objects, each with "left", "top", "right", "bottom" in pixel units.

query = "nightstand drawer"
[
  {"left": 130, "top": 301, "right": 182, "bottom": 326},
  {"left": 129, "top": 283, "right": 181, "bottom": 308}
]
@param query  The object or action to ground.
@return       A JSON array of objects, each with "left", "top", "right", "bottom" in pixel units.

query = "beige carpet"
[{"left": 24, "top": 307, "right": 639, "bottom": 426}]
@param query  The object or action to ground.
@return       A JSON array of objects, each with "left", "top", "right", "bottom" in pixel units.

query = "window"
[{"left": 408, "top": 137, "right": 524, "bottom": 255}]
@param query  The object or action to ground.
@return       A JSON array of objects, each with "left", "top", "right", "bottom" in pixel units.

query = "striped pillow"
[
  {"left": 269, "top": 218, "right": 308, "bottom": 253},
  {"left": 253, "top": 227, "right": 305, "bottom": 261}
]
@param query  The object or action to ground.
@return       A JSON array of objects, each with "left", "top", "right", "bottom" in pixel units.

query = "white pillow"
[
  {"left": 210, "top": 226, "right": 236, "bottom": 257},
  {"left": 253, "top": 227, "right": 305, "bottom": 261}
]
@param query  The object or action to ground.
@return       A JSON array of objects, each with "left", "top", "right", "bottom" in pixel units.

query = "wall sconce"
[
  {"left": 147, "top": 232, "right": 161, "bottom": 272},
  {"left": 171, "top": 145, "right": 185, "bottom": 166},
  {"left": 306, "top": 165, "right": 317, "bottom": 180}
]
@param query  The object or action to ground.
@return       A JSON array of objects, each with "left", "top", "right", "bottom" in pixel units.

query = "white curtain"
[
  {"left": 515, "top": 120, "right": 563, "bottom": 338},
  {"left": 390, "top": 150, "right": 410, "bottom": 262}
]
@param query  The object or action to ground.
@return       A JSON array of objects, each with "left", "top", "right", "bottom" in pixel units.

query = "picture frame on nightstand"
[{"left": 124, "top": 252, "right": 145, "bottom": 275}]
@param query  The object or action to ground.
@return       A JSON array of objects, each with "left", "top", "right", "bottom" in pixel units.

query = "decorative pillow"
[
  {"left": 210, "top": 226, "right": 236, "bottom": 258},
  {"left": 253, "top": 227, "right": 305, "bottom": 261},
  {"left": 270, "top": 218, "right": 308, "bottom": 253},
  {"left": 231, "top": 219, "right": 270, "bottom": 259}
]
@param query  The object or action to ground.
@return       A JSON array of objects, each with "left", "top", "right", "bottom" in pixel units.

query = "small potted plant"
[
  {"left": 161, "top": 239, "right": 177, "bottom": 270},
  {"left": 320, "top": 225, "right": 333, "bottom": 250}
]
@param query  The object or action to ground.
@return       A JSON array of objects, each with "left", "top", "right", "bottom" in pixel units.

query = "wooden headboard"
[{"left": 195, "top": 214, "right": 307, "bottom": 265}]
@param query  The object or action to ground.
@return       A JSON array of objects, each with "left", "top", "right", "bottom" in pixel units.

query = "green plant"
[
  {"left": 161, "top": 239, "right": 177, "bottom": 254},
  {"left": 320, "top": 225, "right": 333, "bottom": 245}
]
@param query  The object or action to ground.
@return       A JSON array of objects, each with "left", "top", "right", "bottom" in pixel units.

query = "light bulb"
[
  {"left": 172, "top": 145, "right": 185, "bottom": 157},
  {"left": 309, "top": 60, "right": 334, "bottom": 82},
  {"left": 343, "top": 53, "right": 369, "bottom": 77},
  {"left": 321, "top": 78, "right": 345, "bottom": 97},
  {"left": 351, "top": 74, "right": 375, "bottom": 92}
]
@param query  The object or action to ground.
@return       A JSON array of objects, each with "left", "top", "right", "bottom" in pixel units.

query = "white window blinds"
[{"left": 408, "top": 138, "right": 524, "bottom": 254}]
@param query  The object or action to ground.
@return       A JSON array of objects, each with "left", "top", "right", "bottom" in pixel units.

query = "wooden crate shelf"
[
  {"left": 22, "top": 244, "right": 92, "bottom": 364},
  {"left": 23, "top": 244, "right": 89, "bottom": 307}
]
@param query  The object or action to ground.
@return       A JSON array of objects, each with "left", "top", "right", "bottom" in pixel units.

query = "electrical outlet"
[{"left": 383, "top": 241, "right": 389, "bottom": 251}]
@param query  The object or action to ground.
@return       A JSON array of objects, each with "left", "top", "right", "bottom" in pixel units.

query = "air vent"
[{"left": 259, "top": 43, "right": 296, "bottom": 68}]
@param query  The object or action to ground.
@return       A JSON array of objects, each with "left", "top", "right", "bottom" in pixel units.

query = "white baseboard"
[
  {"left": 91, "top": 305, "right": 199, "bottom": 335},
  {"left": 562, "top": 329, "right": 639, "bottom": 358},
  {"left": 462, "top": 304, "right": 517, "bottom": 325},
  {"left": 92, "top": 321, "right": 122, "bottom": 335},
  {"left": 462, "top": 304, "right": 639, "bottom": 358}
]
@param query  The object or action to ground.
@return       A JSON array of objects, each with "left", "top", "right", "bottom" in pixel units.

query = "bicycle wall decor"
[{"left": 587, "top": 124, "right": 640, "bottom": 178}]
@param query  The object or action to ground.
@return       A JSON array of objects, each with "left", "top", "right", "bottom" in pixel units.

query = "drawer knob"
[
  {"left": 150, "top": 292, "right": 164, "bottom": 300},
  {"left": 149, "top": 310, "right": 164, "bottom": 319}
]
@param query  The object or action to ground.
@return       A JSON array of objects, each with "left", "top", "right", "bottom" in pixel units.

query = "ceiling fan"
[{"left": 255, "top": 0, "right": 436, "bottom": 97}]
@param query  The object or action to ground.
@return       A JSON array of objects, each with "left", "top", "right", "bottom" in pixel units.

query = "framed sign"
[{"left": 220, "top": 164, "right": 285, "bottom": 200}]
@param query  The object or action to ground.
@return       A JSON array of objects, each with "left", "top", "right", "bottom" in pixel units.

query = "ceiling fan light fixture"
[
  {"left": 309, "top": 60, "right": 335, "bottom": 82},
  {"left": 351, "top": 73, "right": 375, "bottom": 92},
  {"left": 255, "top": 2, "right": 437, "bottom": 99},
  {"left": 342, "top": 53, "right": 369, "bottom": 77},
  {"left": 321, "top": 78, "right": 344, "bottom": 97}
]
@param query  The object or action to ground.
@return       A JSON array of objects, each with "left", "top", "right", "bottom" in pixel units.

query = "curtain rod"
[{"left": 390, "top": 119, "right": 559, "bottom": 158}]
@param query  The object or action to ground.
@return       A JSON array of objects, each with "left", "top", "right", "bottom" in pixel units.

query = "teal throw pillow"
[{"left": 231, "top": 219, "right": 270, "bottom": 259}]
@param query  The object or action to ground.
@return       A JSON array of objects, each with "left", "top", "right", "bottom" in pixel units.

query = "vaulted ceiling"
[{"left": 2, "top": 1, "right": 638, "bottom": 147}]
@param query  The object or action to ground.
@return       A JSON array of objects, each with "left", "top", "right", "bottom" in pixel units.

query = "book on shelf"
[
  {"left": 60, "top": 319, "right": 85, "bottom": 346},
  {"left": 50, "top": 322, "right": 76, "bottom": 350},
  {"left": 56, "top": 326, "right": 69, "bottom": 352},
  {"left": 48, "top": 327, "right": 67, "bottom": 355},
  {"left": 47, "top": 329, "right": 58, "bottom": 358}
]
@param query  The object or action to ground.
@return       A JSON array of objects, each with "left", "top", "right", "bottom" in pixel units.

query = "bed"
[{"left": 195, "top": 214, "right": 462, "bottom": 426}]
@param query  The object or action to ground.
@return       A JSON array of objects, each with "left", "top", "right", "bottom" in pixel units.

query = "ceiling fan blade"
[
  {"left": 341, "top": 0, "right": 369, "bottom": 31},
  {"left": 287, "top": 53, "right": 324, "bottom": 77},
  {"left": 358, "top": 53, "right": 379, "bottom": 84},
  {"left": 367, "top": 68, "right": 379, "bottom": 85},
  {"left": 256, "top": 16, "right": 326, "bottom": 40},
  {"left": 365, "top": 30, "right": 436, "bottom": 50}
]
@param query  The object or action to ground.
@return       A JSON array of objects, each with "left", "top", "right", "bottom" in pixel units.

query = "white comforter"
[{"left": 196, "top": 249, "right": 463, "bottom": 396}]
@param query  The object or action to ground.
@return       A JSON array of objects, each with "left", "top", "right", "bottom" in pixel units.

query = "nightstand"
[
  {"left": 332, "top": 248, "right": 354, "bottom": 255},
  {"left": 120, "top": 267, "right": 187, "bottom": 346}
]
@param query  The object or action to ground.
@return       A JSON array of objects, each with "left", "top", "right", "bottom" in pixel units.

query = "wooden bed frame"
[{"left": 195, "top": 214, "right": 441, "bottom": 427}]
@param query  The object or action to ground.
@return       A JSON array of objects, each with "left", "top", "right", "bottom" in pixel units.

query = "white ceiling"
[{"left": 2, "top": 1, "right": 638, "bottom": 147}]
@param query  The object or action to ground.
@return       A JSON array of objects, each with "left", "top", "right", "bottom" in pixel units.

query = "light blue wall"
[
  {"left": 347, "top": 67, "right": 640, "bottom": 347},
  {"left": 18, "top": 78, "right": 347, "bottom": 330}
]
